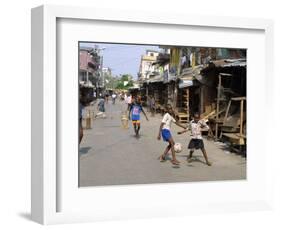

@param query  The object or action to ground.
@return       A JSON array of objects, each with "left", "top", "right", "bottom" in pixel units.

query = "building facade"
[{"left": 138, "top": 50, "right": 160, "bottom": 81}]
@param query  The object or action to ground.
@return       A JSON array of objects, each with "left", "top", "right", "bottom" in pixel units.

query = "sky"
[{"left": 80, "top": 42, "right": 161, "bottom": 79}]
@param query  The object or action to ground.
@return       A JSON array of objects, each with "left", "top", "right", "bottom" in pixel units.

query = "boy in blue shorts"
[
  {"left": 128, "top": 96, "right": 149, "bottom": 137},
  {"left": 157, "top": 104, "right": 187, "bottom": 165}
]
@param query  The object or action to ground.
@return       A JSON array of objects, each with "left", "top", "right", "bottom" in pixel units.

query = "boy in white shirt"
[
  {"left": 178, "top": 113, "right": 212, "bottom": 166},
  {"left": 157, "top": 104, "right": 187, "bottom": 165}
]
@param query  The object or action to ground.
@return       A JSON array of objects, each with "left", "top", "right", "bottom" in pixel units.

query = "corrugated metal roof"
[
  {"left": 178, "top": 79, "right": 199, "bottom": 88},
  {"left": 210, "top": 59, "right": 246, "bottom": 67},
  {"left": 163, "top": 74, "right": 177, "bottom": 84},
  {"left": 179, "top": 65, "right": 203, "bottom": 79},
  {"left": 148, "top": 75, "right": 163, "bottom": 83}
]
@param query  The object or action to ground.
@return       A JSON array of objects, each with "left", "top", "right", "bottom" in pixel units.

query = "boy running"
[
  {"left": 128, "top": 96, "right": 149, "bottom": 137},
  {"left": 178, "top": 112, "right": 212, "bottom": 166},
  {"left": 157, "top": 104, "right": 187, "bottom": 165}
]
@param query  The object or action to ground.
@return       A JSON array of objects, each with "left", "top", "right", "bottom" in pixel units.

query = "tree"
[
  {"left": 116, "top": 74, "right": 134, "bottom": 89},
  {"left": 104, "top": 74, "right": 118, "bottom": 89}
]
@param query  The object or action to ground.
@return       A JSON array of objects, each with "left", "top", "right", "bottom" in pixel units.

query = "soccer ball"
[{"left": 174, "top": 143, "right": 182, "bottom": 153}]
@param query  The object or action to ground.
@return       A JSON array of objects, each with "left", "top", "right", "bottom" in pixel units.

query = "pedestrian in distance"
[
  {"left": 157, "top": 104, "right": 187, "bottom": 165},
  {"left": 105, "top": 93, "right": 109, "bottom": 104},
  {"left": 95, "top": 96, "right": 106, "bottom": 118},
  {"left": 128, "top": 96, "right": 149, "bottom": 137},
  {"left": 127, "top": 94, "right": 132, "bottom": 111},
  {"left": 150, "top": 96, "right": 156, "bottom": 117},
  {"left": 112, "top": 92, "right": 117, "bottom": 104},
  {"left": 177, "top": 112, "right": 212, "bottom": 166},
  {"left": 119, "top": 92, "right": 123, "bottom": 101},
  {"left": 79, "top": 89, "right": 88, "bottom": 144},
  {"left": 124, "top": 93, "right": 128, "bottom": 103},
  {"left": 147, "top": 95, "right": 151, "bottom": 112}
]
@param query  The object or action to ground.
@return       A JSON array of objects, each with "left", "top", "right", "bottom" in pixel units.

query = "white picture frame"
[{"left": 31, "top": 5, "right": 274, "bottom": 225}]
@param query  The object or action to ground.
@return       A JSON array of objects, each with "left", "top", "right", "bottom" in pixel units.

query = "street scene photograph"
[{"left": 78, "top": 42, "right": 247, "bottom": 187}]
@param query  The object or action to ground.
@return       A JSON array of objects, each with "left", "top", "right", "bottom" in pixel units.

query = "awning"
[
  {"left": 210, "top": 59, "right": 246, "bottom": 67},
  {"left": 163, "top": 72, "right": 177, "bottom": 83},
  {"left": 180, "top": 65, "right": 203, "bottom": 78},
  {"left": 193, "top": 74, "right": 213, "bottom": 86},
  {"left": 128, "top": 86, "right": 140, "bottom": 90},
  {"left": 79, "top": 81, "right": 95, "bottom": 88},
  {"left": 147, "top": 75, "right": 164, "bottom": 83},
  {"left": 166, "top": 74, "right": 177, "bottom": 83},
  {"left": 178, "top": 79, "right": 199, "bottom": 88},
  {"left": 178, "top": 66, "right": 202, "bottom": 88},
  {"left": 129, "top": 83, "right": 140, "bottom": 90}
]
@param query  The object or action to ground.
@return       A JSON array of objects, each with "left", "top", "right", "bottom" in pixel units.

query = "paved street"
[{"left": 79, "top": 99, "right": 246, "bottom": 187}]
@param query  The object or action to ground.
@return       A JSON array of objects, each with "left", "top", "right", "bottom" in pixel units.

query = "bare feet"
[
  {"left": 171, "top": 159, "right": 180, "bottom": 165},
  {"left": 206, "top": 161, "right": 212, "bottom": 166},
  {"left": 187, "top": 157, "right": 192, "bottom": 163},
  {"left": 158, "top": 155, "right": 166, "bottom": 162}
]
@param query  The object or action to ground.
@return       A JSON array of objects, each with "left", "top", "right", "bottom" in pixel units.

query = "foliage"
[{"left": 115, "top": 74, "right": 134, "bottom": 89}]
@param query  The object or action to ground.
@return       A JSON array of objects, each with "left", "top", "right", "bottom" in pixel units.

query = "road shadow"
[
  {"left": 178, "top": 154, "right": 189, "bottom": 158},
  {"left": 79, "top": 146, "right": 92, "bottom": 155},
  {"left": 187, "top": 157, "right": 209, "bottom": 166},
  {"left": 186, "top": 164, "right": 195, "bottom": 167},
  {"left": 172, "top": 165, "right": 181, "bottom": 169},
  {"left": 130, "top": 134, "right": 143, "bottom": 140}
]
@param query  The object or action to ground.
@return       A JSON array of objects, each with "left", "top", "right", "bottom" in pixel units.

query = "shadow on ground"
[{"left": 79, "top": 146, "right": 92, "bottom": 155}]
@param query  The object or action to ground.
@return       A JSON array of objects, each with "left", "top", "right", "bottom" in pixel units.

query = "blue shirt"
[
  {"left": 130, "top": 103, "right": 142, "bottom": 120},
  {"left": 98, "top": 99, "right": 105, "bottom": 112}
]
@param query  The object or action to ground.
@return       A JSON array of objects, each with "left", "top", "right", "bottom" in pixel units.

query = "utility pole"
[
  {"left": 97, "top": 47, "right": 106, "bottom": 95},
  {"left": 101, "top": 55, "right": 104, "bottom": 89},
  {"left": 86, "top": 69, "right": 89, "bottom": 86},
  {"left": 215, "top": 74, "right": 222, "bottom": 141}
]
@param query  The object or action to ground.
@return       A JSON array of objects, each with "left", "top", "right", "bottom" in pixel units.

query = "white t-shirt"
[
  {"left": 127, "top": 96, "right": 132, "bottom": 104},
  {"left": 125, "top": 95, "right": 132, "bottom": 104},
  {"left": 161, "top": 113, "right": 176, "bottom": 130},
  {"left": 189, "top": 119, "right": 209, "bottom": 139}
]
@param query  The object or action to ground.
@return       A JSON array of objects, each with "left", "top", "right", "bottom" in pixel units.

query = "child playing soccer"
[
  {"left": 157, "top": 104, "right": 187, "bottom": 165},
  {"left": 128, "top": 96, "right": 149, "bottom": 137},
  {"left": 178, "top": 112, "right": 212, "bottom": 166}
]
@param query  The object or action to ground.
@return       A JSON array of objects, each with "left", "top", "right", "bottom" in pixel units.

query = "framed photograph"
[{"left": 31, "top": 5, "right": 274, "bottom": 225}]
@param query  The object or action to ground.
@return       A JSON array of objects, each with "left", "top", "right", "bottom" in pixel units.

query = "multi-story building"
[
  {"left": 138, "top": 50, "right": 160, "bottom": 80},
  {"left": 79, "top": 47, "right": 100, "bottom": 87}
]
